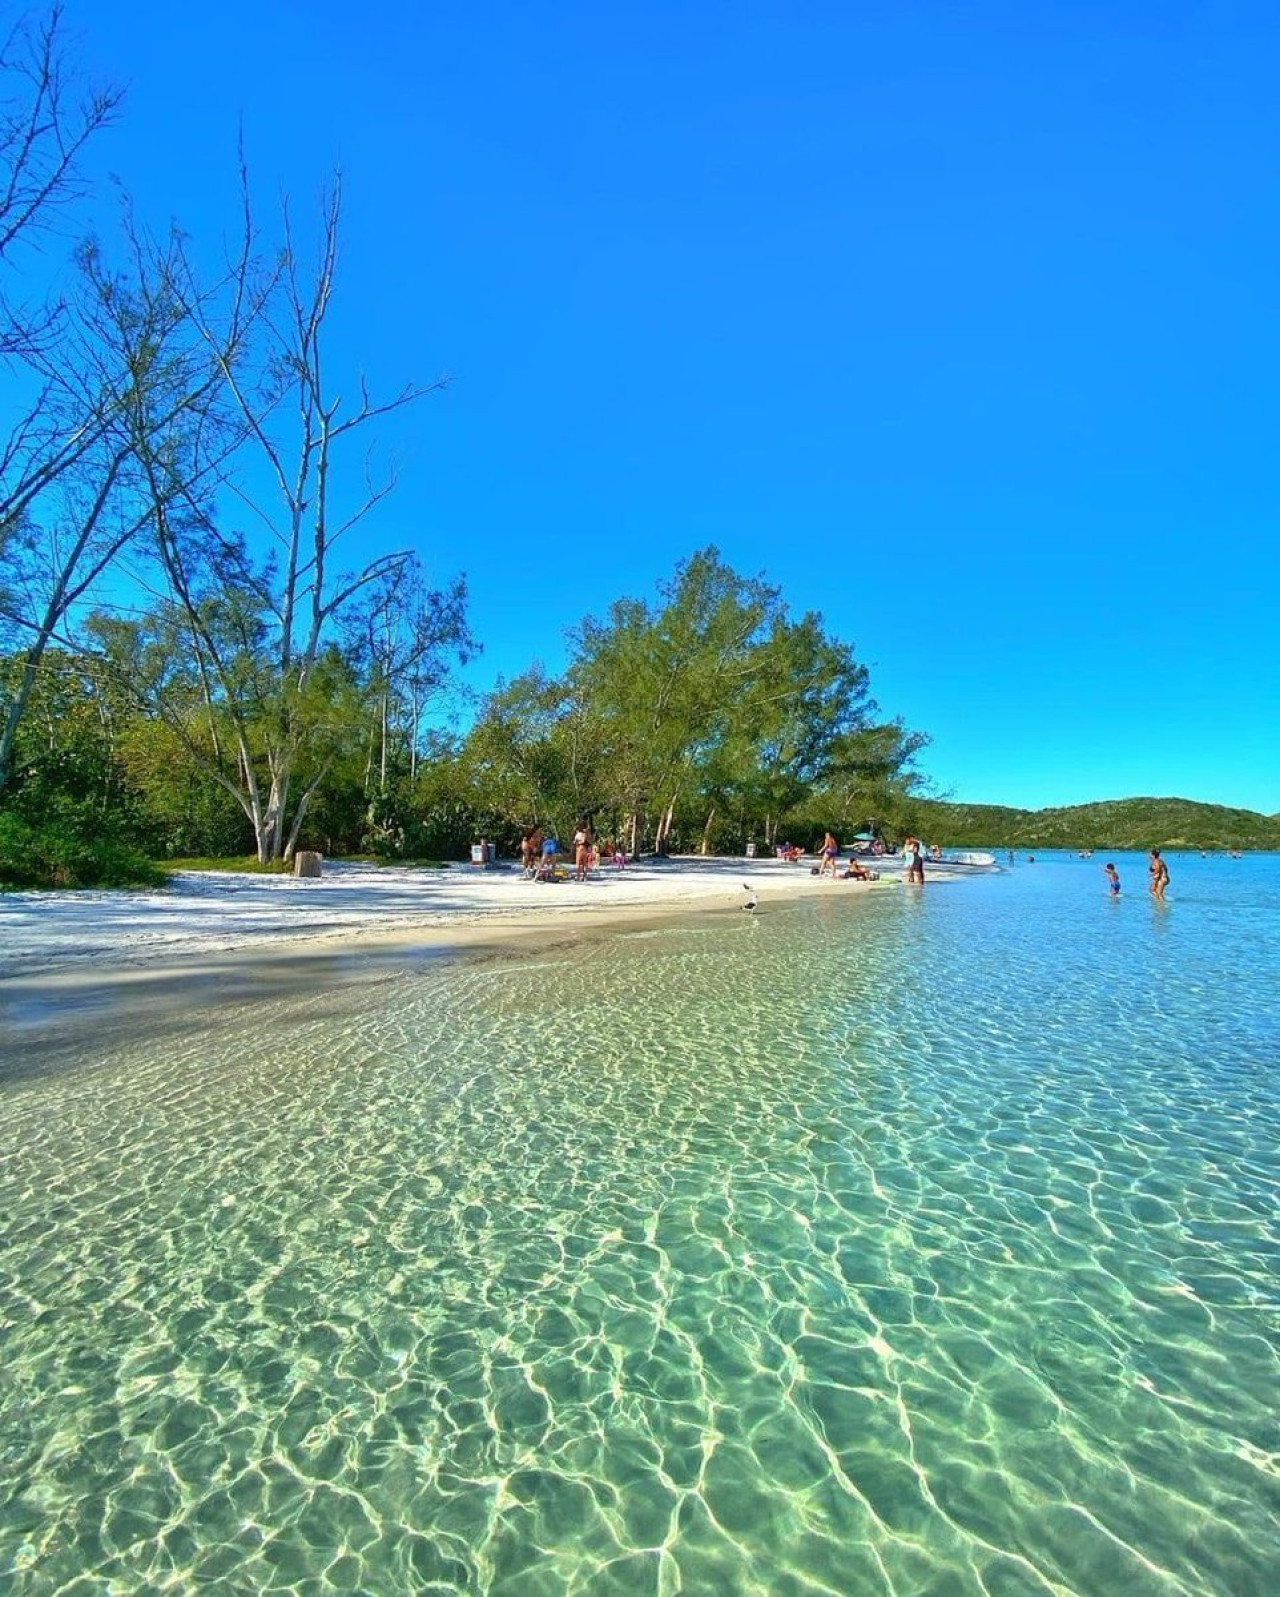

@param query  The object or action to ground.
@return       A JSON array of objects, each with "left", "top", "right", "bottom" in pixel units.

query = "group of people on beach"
[
  {"left": 518, "top": 825, "right": 627, "bottom": 881},
  {"left": 772, "top": 832, "right": 881, "bottom": 881},
  {"left": 802, "top": 833, "right": 873, "bottom": 880},
  {"left": 518, "top": 830, "right": 1176, "bottom": 902}
]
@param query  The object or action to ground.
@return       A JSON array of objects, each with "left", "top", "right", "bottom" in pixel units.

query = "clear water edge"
[{"left": 2, "top": 852, "right": 1278, "bottom": 1594}]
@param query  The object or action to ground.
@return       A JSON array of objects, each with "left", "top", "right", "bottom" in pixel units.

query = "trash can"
[
  {"left": 470, "top": 843, "right": 486, "bottom": 864},
  {"left": 745, "top": 842, "right": 757, "bottom": 858}
]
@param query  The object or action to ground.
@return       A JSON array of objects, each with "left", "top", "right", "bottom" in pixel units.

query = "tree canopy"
[{"left": 451, "top": 548, "right": 927, "bottom": 858}]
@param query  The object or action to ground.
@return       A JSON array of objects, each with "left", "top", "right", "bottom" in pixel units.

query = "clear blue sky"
[{"left": 74, "top": 1, "right": 1278, "bottom": 812}]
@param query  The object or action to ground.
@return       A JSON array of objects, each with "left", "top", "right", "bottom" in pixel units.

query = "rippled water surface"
[{"left": 3, "top": 852, "right": 1279, "bottom": 1595}]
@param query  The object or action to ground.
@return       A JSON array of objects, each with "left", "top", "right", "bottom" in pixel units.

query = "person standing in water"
[
  {"left": 1148, "top": 848, "right": 1170, "bottom": 901},
  {"left": 1103, "top": 862, "right": 1121, "bottom": 897}
]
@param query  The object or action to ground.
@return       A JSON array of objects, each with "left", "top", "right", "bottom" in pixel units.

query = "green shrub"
[{"left": 0, "top": 813, "right": 169, "bottom": 890}]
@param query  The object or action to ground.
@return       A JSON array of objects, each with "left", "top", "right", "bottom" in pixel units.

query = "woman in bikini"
[{"left": 574, "top": 825, "right": 592, "bottom": 882}]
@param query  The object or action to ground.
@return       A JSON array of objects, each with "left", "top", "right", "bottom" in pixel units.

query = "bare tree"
[
  {"left": 136, "top": 178, "right": 452, "bottom": 862},
  {"left": 0, "top": 19, "right": 465, "bottom": 845},
  {"left": 0, "top": 4, "right": 122, "bottom": 561},
  {"left": 0, "top": 212, "right": 262, "bottom": 791},
  {"left": 0, "top": 9, "right": 254, "bottom": 793},
  {"left": 0, "top": 5, "right": 122, "bottom": 345}
]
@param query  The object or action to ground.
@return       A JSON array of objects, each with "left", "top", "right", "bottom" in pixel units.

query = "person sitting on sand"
[{"left": 841, "top": 858, "right": 871, "bottom": 881}]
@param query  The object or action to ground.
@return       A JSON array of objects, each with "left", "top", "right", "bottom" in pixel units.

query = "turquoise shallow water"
[{"left": 2, "top": 852, "right": 1279, "bottom": 1595}]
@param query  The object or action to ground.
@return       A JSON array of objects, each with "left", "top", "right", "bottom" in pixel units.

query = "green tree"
[
  {"left": 460, "top": 548, "right": 913, "bottom": 858},
  {"left": 568, "top": 548, "right": 781, "bottom": 853},
  {"left": 343, "top": 562, "right": 475, "bottom": 853},
  {"left": 813, "top": 721, "right": 932, "bottom": 840},
  {"left": 697, "top": 612, "right": 874, "bottom": 852}
]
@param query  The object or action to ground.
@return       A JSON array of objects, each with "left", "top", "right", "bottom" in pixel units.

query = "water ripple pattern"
[{"left": 2, "top": 852, "right": 1279, "bottom": 1594}]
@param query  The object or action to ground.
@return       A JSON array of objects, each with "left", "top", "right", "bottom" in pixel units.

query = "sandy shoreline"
[
  {"left": 0, "top": 854, "right": 925, "bottom": 1050},
  {"left": 0, "top": 853, "right": 916, "bottom": 990}
]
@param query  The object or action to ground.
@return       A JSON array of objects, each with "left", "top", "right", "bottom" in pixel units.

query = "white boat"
[{"left": 926, "top": 850, "right": 998, "bottom": 871}]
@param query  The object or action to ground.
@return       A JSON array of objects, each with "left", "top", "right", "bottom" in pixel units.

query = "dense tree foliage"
[
  {"left": 449, "top": 548, "right": 928, "bottom": 858},
  {"left": 1, "top": 538, "right": 935, "bottom": 886}
]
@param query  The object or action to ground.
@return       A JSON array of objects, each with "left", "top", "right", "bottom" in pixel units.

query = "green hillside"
[{"left": 909, "top": 796, "right": 1280, "bottom": 851}]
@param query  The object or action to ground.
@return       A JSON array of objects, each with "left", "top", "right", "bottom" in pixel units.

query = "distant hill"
[{"left": 909, "top": 796, "right": 1280, "bottom": 851}]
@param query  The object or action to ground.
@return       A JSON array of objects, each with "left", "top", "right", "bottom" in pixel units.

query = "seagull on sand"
[{"left": 742, "top": 884, "right": 758, "bottom": 912}]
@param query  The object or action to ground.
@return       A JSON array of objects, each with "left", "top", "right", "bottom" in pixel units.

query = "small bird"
[{"left": 742, "top": 884, "right": 758, "bottom": 912}]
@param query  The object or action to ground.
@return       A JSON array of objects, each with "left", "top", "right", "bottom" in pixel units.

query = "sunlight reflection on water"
[{"left": 2, "top": 854, "right": 1278, "bottom": 1594}]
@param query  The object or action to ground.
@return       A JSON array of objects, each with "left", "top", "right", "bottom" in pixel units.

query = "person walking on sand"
[
  {"left": 1148, "top": 848, "right": 1170, "bottom": 901},
  {"left": 818, "top": 831, "right": 840, "bottom": 878},
  {"left": 1103, "top": 861, "right": 1121, "bottom": 898}
]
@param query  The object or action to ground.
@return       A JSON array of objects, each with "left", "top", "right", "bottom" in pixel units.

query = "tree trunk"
[
  {"left": 0, "top": 648, "right": 44, "bottom": 793},
  {"left": 282, "top": 760, "right": 333, "bottom": 862},
  {"left": 654, "top": 798, "right": 676, "bottom": 856},
  {"left": 700, "top": 807, "right": 715, "bottom": 855}
]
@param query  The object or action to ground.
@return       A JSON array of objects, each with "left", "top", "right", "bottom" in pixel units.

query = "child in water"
[{"left": 1103, "top": 862, "right": 1121, "bottom": 897}]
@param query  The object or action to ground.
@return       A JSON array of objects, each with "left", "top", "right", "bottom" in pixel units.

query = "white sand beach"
[{"left": 0, "top": 854, "right": 918, "bottom": 986}]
